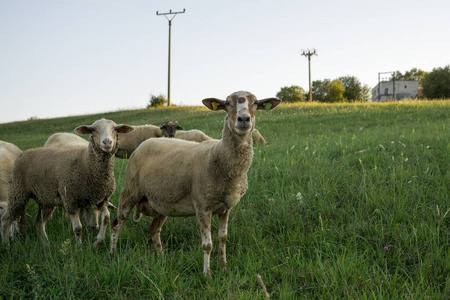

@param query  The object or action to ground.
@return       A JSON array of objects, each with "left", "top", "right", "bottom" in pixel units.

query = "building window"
[
  {"left": 404, "top": 85, "right": 407, "bottom": 89},
  {"left": 384, "top": 88, "right": 389, "bottom": 95}
]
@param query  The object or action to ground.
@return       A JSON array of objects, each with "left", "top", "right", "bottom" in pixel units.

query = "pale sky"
[{"left": 1, "top": 0, "right": 449, "bottom": 124}]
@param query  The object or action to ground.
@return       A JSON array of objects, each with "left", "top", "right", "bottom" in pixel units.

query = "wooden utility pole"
[
  {"left": 301, "top": 49, "right": 317, "bottom": 102},
  {"left": 157, "top": 9, "right": 185, "bottom": 106}
]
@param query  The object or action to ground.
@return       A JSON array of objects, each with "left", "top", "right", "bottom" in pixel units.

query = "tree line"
[{"left": 277, "top": 65, "right": 450, "bottom": 102}]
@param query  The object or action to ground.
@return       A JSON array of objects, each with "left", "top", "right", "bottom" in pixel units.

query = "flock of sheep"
[{"left": 0, "top": 91, "right": 281, "bottom": 277}]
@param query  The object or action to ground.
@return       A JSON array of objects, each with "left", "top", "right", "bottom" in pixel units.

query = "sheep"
[
  {"left": 0, "top": 141, "right": 23, "bottom": 227},
  {"left": 159, "top": 120, "right": 182, "bottom": 138},
  {"left": 43, "top": 132, "right": 117, "bottom": 229},
  {"left": 43, "top": 132, "right": 89, "bottom": 149},
  {"left": 175, "top": 129, "right": 213, "bottom": 142},
  {"left": 115, "top": 124, "right": 164, "bottom": 159},
  {"left": 252, "top": 129, "right": 268, "bottom": 146},
  {"left": 109, "top": 91, "right": 281, "bottom": 277},
  {"left": 161, "top": 120, "right": 214, "bottom": 142},
  {"left": 1, "top": 119, "right": 134, "bottom": 246}
]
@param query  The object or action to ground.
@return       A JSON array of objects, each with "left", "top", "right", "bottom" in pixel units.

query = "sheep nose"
[
  {"left": 168, "top": 133, "right": 174, "bottom": 138},
  {"left": 103, "top": 139, "right": 112, "bottom": 147},
  {"left": 237, "top": 115, "right": 250, "bottom": 124}
]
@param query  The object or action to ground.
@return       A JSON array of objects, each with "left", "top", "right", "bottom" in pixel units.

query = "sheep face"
[
  {"left": 74, "top": 119, "right": 134, "bottom": 153},
  {"left": 160, "top": 121, "right": 183, "bottom": 138},
  {"left": 202, "top": 91, "right": 281, "bottom": 136}
]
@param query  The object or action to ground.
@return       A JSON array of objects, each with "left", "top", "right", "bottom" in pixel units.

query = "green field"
[{"left": 0, "top": 100, "right": 449, "bottom": 299}]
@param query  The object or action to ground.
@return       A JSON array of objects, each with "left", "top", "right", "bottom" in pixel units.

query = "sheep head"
[
  {"left": 74, "top": 119, "right": 134, "bottom": 153},
  {"left": 202, "top": 91, "right": 281, "bottom": 136},
  {"left": 160, "top": 120, "right": 183, "bottom": 138}
]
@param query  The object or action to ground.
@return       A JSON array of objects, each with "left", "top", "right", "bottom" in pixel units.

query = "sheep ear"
[
  {"left": 116, "top": 125, "right": 134, "bottom": 134},
  {"left": 74, "top": 125, "right": 94, "bottom": 135},
  {"left": 176, "top": 125, "right": 183, "bottom": 130},
  {"left": 202, "top": 98, "right": 226, "bottom": 111},
  {"left": 256, "top": 98, "right": 282, "bottom": 111}
]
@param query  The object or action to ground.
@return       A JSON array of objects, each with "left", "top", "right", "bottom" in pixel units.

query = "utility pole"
[
  {"left": 156, "top": 9, "right": 185, "bottom": 106},
  {"left": 301, "top": 49, "right": 317, "bottom": 102}
]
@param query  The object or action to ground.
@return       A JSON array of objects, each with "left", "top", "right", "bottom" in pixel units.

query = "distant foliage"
[
  {"left": 306, "top": 76, "right": 370, "bottom": 102},
  {"left": 422, "top": 65, "right": 450, "bottom": 99},
  {"left": 147, "top": 94, "right": 167, "bottom": 108},
  {"left": 393, "top": 68, "right": 427, "bottom": 85},
  {"left": 311, "top": 79, "right": 345, "bottom": 102},
  {"left": 276, "top": 85, "right": 306, "bottom": 102}
]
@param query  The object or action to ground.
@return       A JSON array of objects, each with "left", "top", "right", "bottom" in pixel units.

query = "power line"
[
  {"left": 301, "top": 49, "right": 317, "bottom": 102},
  {"left": 156, "top": 9, "right": 186, "bottom": 107}
]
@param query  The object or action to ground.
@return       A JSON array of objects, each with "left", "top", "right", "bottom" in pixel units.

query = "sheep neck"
[
  {"left": 85, "top": 137, "right": 116, "bottom": 182},
  {"left": 215, "top": 118, "right": 254, "bottom": 179}
]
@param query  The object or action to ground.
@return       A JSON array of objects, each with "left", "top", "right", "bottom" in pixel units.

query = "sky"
[{"left": 1, "top": 0, "right": 449, "bottom": 124}]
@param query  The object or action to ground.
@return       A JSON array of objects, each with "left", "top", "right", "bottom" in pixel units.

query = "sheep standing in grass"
[
  {"left": 175, "top": 129, "right": 213, "bottom": 142},
  {"left": 115, "top": 124, "right": 165, "bottom": 158},
  {"left": 0, "top": 141, "right": 23, "bottom": 226},
  {"left": 1, "top": 119, "right": 134, "bottom": 246},
  {"left": 43, "top": 132, "right": 117, "bottom": 229},
  {"left": 110, "top": 91, "right": 281, "bottom": 277}
]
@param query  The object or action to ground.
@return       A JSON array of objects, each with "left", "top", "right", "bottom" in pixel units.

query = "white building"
[{"left": 372, "top": 80, "right": 419, "bottom": 101}]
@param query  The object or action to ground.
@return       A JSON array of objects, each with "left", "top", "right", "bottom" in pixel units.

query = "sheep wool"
[{"left": 110, "top": 91, "right": 281, "bottom": 277}]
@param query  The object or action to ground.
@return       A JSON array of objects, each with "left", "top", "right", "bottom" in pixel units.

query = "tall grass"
[{"left": 0, "top": 100, "right": 449, "bottom": 298}]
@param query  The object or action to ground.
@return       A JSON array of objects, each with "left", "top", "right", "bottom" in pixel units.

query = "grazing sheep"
[
  {"left": 174, "top": 129, "right": 213, "bottom": 143},
  {"left": 0, "top": 141, "right": 23, "bottom": 227},
  {"left": 110, "top": 91, "right": 281, "bottom": 277},
  {"left": 115, "top": 124, "right": 164, "bottom": 159},
  {"left": 43, "top": 132, "right": 117, "bottom": 229},
  {"left": 252, "top": 129, "right": 268, "bottom": 146},
  {"left": 1, "top": 119, "right": 134, "bottom": 246}
]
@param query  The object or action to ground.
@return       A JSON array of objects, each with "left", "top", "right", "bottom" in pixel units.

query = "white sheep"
[
  {"left": 1, "top": 119, "right": 134, "bottom": 246},
  {"left": 115, "top": 124, "right": 165, "bottom": 159},
  {"left": 43, "top": 132, "right": 117, "bottom": 229},
  {"left": 109, "top": 91, "right": 281, "bottom": 277},
  {"left": 43, "top": 132, "right": 89, "bottom": 149},
  {"left": 175, "top": 129, "right": 214, "bottom": 142},
  {"left": 0, "top": 141, "right": 23, "bottom": 227}
]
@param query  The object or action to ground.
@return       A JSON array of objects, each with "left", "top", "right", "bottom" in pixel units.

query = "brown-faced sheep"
[
  {"left": 1, "top": 119, "right": 134, "bottom": 246},
  {"left": 159, "top": 120, "right": 182, "bottom": 138},
  {"left": 0, "top": 141, "right": 23, "bottom": 227},
  {"left": 43, "top": 132, "right": 117, "bottom": 229},
  {"left": 109, "top": 91, "right": 281, "bottom": 277}
]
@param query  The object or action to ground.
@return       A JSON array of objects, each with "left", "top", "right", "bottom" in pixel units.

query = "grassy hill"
[{"left": 0, "top": 100, "right": 449, "bottom": 298}]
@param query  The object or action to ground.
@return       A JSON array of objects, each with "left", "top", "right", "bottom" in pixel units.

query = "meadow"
[{"left": 0, "top": 100, "right": 449, "bottom": 299}]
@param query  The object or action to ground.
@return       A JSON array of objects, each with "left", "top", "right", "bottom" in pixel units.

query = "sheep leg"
[
  {"left": 110, "top": 201, "right": 133, "bottom": 258},
  {"left": 217, "top": 209, "right": 230, "bottom": 270},
  {"left": 35, "top": 207, "right": 55, "bottom": 244},
  {"left": 1, "top": 194, "right": 28, "bottom": 243},
  {"left": 93, "top": 201, "right": 110, "bottom": 248},
  {"left": 68, "top": 213, "right": 83, "bottom": 244},
  {"left": 149, "top": 214, "right": 168, "bottom": 253},
  {"left": 81, "top": 207, "right": 99, "bottom": 231},
  {"left": 197, "top": 210, "right": 213, "bottom": 277}
]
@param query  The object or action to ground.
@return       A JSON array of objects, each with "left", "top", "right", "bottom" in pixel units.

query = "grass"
[{"left": 0, "top": 100, "right": 449, "bottom": 298}]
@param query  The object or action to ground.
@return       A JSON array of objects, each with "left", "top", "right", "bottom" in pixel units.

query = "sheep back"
[{"left": 116, "top": 125, "right": 162, "bottom": 158}]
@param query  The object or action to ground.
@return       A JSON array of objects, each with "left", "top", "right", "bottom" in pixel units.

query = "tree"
[
  {"left": 326, "top": 79, "right": 345, "bottom": 102},
  {"left": 147, "top": 94, "right": 167, "bottom": 108},
  {"left": 422, "top": 65, "right": 450, "bottom": 99},
  {"left": 394, "top": 68, "right": 427, "bottom": 85},
  {"left": 339, "top": 76, "right": 371, "bottom": 102},
  {"left": 276, "top": 85, "right": 306, "bottom": 103},
  {"left": 312, "top": 79, "right": 344, "bottom": 102}
]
